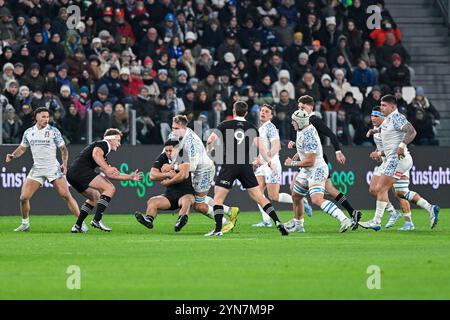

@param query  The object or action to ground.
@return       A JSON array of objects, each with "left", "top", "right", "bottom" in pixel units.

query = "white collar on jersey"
[
  {"left": 234, "top": 116, "right": 246, "bottom": 121},
  {"left": 102, "top": 139, "right": 112, "bottom": 154},
  {"left": 34, "top": 124, "right": 49, "bottom": 131}
]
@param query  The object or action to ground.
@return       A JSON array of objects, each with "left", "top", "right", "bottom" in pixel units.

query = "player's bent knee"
[
  {"left": 292, "top": 184, "right": 308, "bottom": 197},
  {"left": 393, "top": 181, "right": 415, "bottom": 201}
]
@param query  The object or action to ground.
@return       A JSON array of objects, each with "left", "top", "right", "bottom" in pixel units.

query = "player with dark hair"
[
  {"left": 5, "top": 107, "right": 85, "bottom": 232},
  {"left": 206, "top": 101, "right": 289, "bottom": 236},
  {"left": 360, "top": 95, "right": 439, "bottom": 231},
  {"left": 284, "top": 95, "right": 362, "bottom": 232},
  {"left": 67, "top": 128, "right": 142, "bottom": 233},
  {"left": 134, "top": 139, "right": 195, "bottom": 232}
]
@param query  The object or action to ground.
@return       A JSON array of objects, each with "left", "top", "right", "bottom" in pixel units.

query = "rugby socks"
[
  {"left": 320, "top": 200, "right": 347, "bottom": 222},
  {"left": 294, "top": 218, "right": 304, "bottom": 227},
  {"left": 334, "top": 193, "right": 355, "bottom": 217},
  {"left": 374, "top": 200, "right": 388, "bottom": 225},
  {"left": 257, "top": 204, "right": 272, "bottom": 224},
  {"left": 404, "top": 212, "right": 413, "bottom": 223},
  {"left": 278, "top": 193, "right": 293, "bottom": 204},
  {"left": 263, "top": 203, "right": 281, "bottom": 223},
  {"left": 203, "top": 205, "right": 229, "bottom": 224},
  {"left": 22, "top": 218, "right": 29, "bottom": 225},
  {"left": 76, "top": 202, "right": 94, "bottom": 227},
  {"left": 206, "top": 196, "right": 231, "bottom": 217},
  {"left": 416, "top": 198, "right": 433, "bottom": 215},
  {"left": 213, "top": 205, "right": 224, "bottom": 232},
  {"left": 93, "top": 195, "right": 111, "bottom": 222},
  {"left": 386, "top": 202, "right": 396, "bottom": 215}
]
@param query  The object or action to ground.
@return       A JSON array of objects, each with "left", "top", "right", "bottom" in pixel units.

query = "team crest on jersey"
[{"left": 45, "top": 131, "right": 52, "bottom": 138}]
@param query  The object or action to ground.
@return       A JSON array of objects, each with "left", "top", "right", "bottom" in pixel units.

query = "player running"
[
  {"left": 168, "top": 115, "right": 238, "bottom": 232},
  {"left": 252, "top": 103, "right": 312, "bottom": 227},
  {"left": 67, "top": 128, "right": 142, "bottom": 233},
  {"left": 285, "top": 95, "right": 362, "bottom": 232},
  {"left": 360, "top": 95, "right": 439, "bottom": 231},
  {"left": 206, "top": 101, "right": 289, "bottom": 236},
  {"left": 5, "top": 107, "right": 86, "bottom": 232},
  {"left": 367, "top": 106, "right": 411, "bottom": 230},
  {"left": 286, "top": 109, "right": 354, "bottom": 233}
]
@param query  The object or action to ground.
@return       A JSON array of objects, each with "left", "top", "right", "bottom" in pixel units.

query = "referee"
[{"left": 206, "top": 101, "right": 288, "bottom": 236}]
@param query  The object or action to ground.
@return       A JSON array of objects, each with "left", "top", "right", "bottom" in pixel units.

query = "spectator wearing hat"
[
  {"left": 141, "top": 56, "right": 157, "bottom": 78},
  {"left": 127, "top": 66, "right": 144, "bottom": 96},
  {"left": 0, "top": 63, "right": 16, "bottom": 91},
  {"left": 0, "top": 46, "right": 14, "bottom": 67},
  {"left": 361, "top": 86, "right": 382, "bottom": 116},
  {"left": 95, "top": 66, "right": 123, "bottom": 103},
  {"left": 96, "top": 6, "right": 116, "bottom": 36},
  {"left": 292, "top": 52, "right": 312, "bottom": 84},
  {"left": 115, "top": 8, "right": 136, "bottom": 46},
  {"left": 408, "top": 87, "right": 440, "bottom": 127},
  {"left": 58, "top": 85, "right": 73, "bottom": 115},
  {"left": 64, "top": 30, "right": 83, "bottom": 58},
  {"left": 283, "top": 31, "right": 308, "bottom": 65},
  {"left": 184, "top": 31, "right": 201, "bottom": 58},
  {"left": 0, "top": 7, "right": 22, "bottom": 48},
  {"left": 156, "top": 69, "right": 171, "bottom": 94},
  {"left": 308, "top": 39, "right": 327, "bottom": 66},
  {"left": 322, "top": 16, "right": 342, "bottom": 51},
  {"left": 376, "top": 33, "right": 410, "bottom": 70},
  {"left": 174, "top": 69, "right": 189, "bottom": 96},
  {"left": 411, "top": 109, "right": 439, "bottom": 146},
  {"left": 92, "top": 101, "right": 112, "bottom": 140},
  {"left": 2, "top": 104, "right": 22, "bottom": 144},
  {"left": 312, "top": 56, "right": 331, "bottom": 84},
  {"left": 331, "top": 68, "right": 352, "bottom": 102},
  {"left": 89, "top": 37, "right": 103, "bottom": 57},
  {"left": 141, "top": 68, "right": 160, "bottom": 103},
  {"left": 55, "top": 63, "right": 73, "bottom": 94},
  {"left": 370, "top": 17, "right": 401, "bottom": 48},
  {"left": 272, "top": 70, "right": 295, "bottom": 103},
  {"left": 319, "top": 73, "right": 334, "bottom": 101},
  {"left": 351, "top": 58, "right": 377, "bottom": 89},
  {"left": 2, "top": 80, "right": 19, "bottom": 107},
  {"left": 45, "top": 33, "right": 66, "bottom": 66},
  {"left": 380, "top": 53, "right": 411, "bottom": 88},
  {"left": 201, "top": 18, "right": 224, "bottom": 56},
  {"left": 196, "top": 49, "right": 214, "bottom": 81},
  {"left": 162, "top": 13, "right": 183, "bottom": 43},
  {"left": 217, "top": 31, "right": 245, "bottom": 65},
  {"left": 72, "top": 86, "right": 92, "bottom": 120},
  {"left": 392, "top": 86, "right": 408, "bottom": 116},
  {"left": 20, "top": 63, "right": 46, "bottom": 93}
]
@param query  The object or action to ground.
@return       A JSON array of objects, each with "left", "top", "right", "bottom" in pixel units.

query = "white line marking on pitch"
[{"left": 125, "top": 236, "right": 335, "bottom": 242}]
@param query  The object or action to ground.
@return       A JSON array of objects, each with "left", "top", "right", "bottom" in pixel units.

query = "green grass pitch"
[{"left": 0, "top": 209, "right": 449, "bottom": 300}]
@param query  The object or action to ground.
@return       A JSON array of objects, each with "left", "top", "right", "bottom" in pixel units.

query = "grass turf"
[{"left": 0, "top": 209, "right": 449, "bottom": 300}]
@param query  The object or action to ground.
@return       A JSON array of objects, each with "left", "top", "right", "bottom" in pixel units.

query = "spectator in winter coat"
[
  {"left": 370, "top": 17, "right": 401, "bottom": 48},
  {"left": 362, "top": 86, "right": 382, "bottom": 116},
  {"left": 296, "top": 71, "right": 321, "bottom": 103},
  {"left": 283, "top": 32, "right": 308, "bottom": 65},
  {"left": 380, "top": 54, "right": 411, "bottom": 88},
  {"left": 92, "top": 101, "right": 112, "bottom": 140},
  {"left": 331, "top": 68, "right": 352, "bottom": 102},
  {"left": 62, "top": 105, "right": 83, "bottom": 144},
  {"left": 291, "top": 52, "right": 312, "bottom": 84},
  {"left": 408, "top": 87, "right": 440, "bottom": 125},
  {"left": 319, "top": 74, "right": 334, "bottom": 102},
  {"left": 411, "top": 109, "right": 439, "bottom": 145},
  {"left": 19, "top": 63, "right": 46, "bottom": 93},
  {"left": 376, "top": 33, "right": 411, "bottom": 69},
  {"left": 2, "top": 105, "right": 22, "bottom": 144},
  {"left": 351, "top": 58, "right": 377, "bottom": 89},
  {"left": 271, "top": 70, "right": 295, "bottom": 103}
]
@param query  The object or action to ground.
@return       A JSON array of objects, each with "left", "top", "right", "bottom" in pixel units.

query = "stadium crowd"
[{"left": 0, "top": 0, "right": 441, "bottom": 146}]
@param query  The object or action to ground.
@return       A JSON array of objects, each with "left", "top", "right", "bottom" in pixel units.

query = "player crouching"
[
  {"left": 67, "top": 129, "right": 142, "bottom": 233},
  {"left": 286, "top": 110, "right": 354, "bottom": 233}
]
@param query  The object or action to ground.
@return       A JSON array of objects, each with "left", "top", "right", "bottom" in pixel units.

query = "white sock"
[
  {"left": 205, "top": 196, "right": 231, "bottom": 216},
  {"left": 404, "top": 212, "right": 412, "bottom": 223},
  {"left": 320, "top": 200, "right": 347, "bottom": 222},
  {"left": 257, "top": 204, "right": 272, "bottom": 223},
  {"left": 294, "top": 218, "right": 304, "bottom": 226},
  {"left": 203, "top": 205, "right": 215, "bottom": 219},
  {"left": 374, "top": 201, "right": 388, "bottom": 224},
  {"left": 22, "top": 218, "right": 29, "bottom": 225},
  {"left": 278, "top": 193, "right": 293, "bottom": 204},
  {"left": 386, "top": 202, "right": 396, "bottom": 214},
  {"left": 416, "top": 198, "right": 433, "bottom": 215}
]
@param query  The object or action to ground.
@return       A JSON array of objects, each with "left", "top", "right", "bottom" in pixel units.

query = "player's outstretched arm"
[
  {"left": 5, "top": 145, "right": 27, "bottom": 163},
  {"left": 161, "top": 163, "right": 190, "bottom": 187}
]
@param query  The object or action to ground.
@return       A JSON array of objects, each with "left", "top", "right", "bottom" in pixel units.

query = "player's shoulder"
[{"left": 22, "top": 126, "right": 34, "bottom": 136}]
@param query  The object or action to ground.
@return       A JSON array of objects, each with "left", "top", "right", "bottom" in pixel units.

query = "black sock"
[
  {"left": 76, "top": 202, "right": 94, "bottom": 227},
  {"left": 146, "top": 215, "right": 154, "bottom": 222},
  {"left": 213, "top": 205, "right": 223, "bottom": 232},
  {"left": 335, "top": 193, "right": 355, "bottom": 217},
  {"left": 263, "top": 203, "right": 280, "bottom": 223},
  {"left": 93, "top": 195, "right": 111, "bottom": 222}
]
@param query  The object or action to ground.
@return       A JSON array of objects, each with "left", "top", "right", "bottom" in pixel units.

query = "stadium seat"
[
  {"left": 402, "top": 86, "right": 416, "bottom": 104},
  {"left": 350, "top": 86, "right": 364, "bottom": 104}
]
